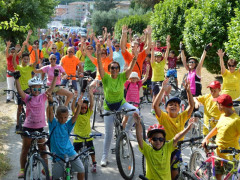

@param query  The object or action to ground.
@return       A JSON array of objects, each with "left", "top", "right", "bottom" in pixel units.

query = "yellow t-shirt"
[
  {"left": 73, "top": 109, "right": 93, "bottom": 143},
  {"left": 215, "top": 113, "right": 240, "bottom": 160},
  {"left": 222, "top": 70, "right": 240, "bottom": 100},
  {"left": 76, "top": 50, "right": 85, "bottom": 62},
  {"left": 55, "top": 41, "right": 64, "bottom": 55},
  {"left": 151, "top": 60, "right": 166, "bottom": 82},
  {"left": 139, "top": 139, "right": 174, "bottom": 180},
  {"left": 156, "top": 110, "right": 189, "bottom": 141},
  {"left": 197, "top": 94, "right": 222, "bottom": 135},
  {"left": 41, "top": 47, "right": 49, "bottom": 59},
  {"left": 16, "top": 65, "right": 34, "bottom": 91}
]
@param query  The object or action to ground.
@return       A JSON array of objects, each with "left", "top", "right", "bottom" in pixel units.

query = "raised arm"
[
  {"left": 133, "top": 112, "right": 143, "bottom": 149},
  {"left": 96, "top": 43, "right": 105, "bottom": 79},
  {"left": 15, "top": 74, "right": 26, "bottom": 100},
  {"left": 31, "top": 45, "right": 38, "bottom": 68},
  {"left": 71, "top": 94, "right": 78, "bottom": 113},
  {"left": 150, "top": 42, "right": 155, "bottom": 64},
  {"left": 183, "top": 80, "right": 194, "bottom": 117},
  {"left": 173, "top": 119, "right": 193, "bottom": 147},
  {"left": 164, "top": 35, "right": 171, "bottom": 60},
  {"left": 107, "top": 39, "right": 113, "bottom": 60},
  {"left": 25, "top": 30, "right": 33, "bottom": 48},
  {"left": 17, "top": 41, "right": 27, "bottom": 57},
  {"left": 217, "top": 49, "right": 226, "bottom": 74},
  {"left": 128, "top": 28, "right": 132, "bottom": 42},
  {"left": 72, "top": 96, "right": 83, "bottom": 124},
  {"left": 196, "top": 43, "right": 212, "bottom": 77},
  {"left": 144, "top": 26, "right": 152, "bottom": 54},
  {"left": 86, "top": 48, "right": 97, "bottom": 63},
  {"left": 142, "top": 64, "right": 150, "bottom": 84},
  {"left": 80, "top": 41, "right": 86, "bottom": 57},
  {"left": 180, "top": 43, "right": 189, "bottom": 71},
  {"left": 46, "top": 69, "right": 58, "bottom": 94},
  {"left": 12, "top": 51, "right": 18, "bottom": 69},
  {"left": 153, "top": 79, "right": 169, "bottom": 117},
  {"left": 46, "top": 92, "right": 54, "bottom": 123},
  {"left": 5, "top": 41, "right": 11, "bottom": 58},
  {"left": 89, "top": 88, "right": 94, "bottom": 111},
  {"left": 120, "top": 25, "right": 128, "bottom": 53},
  {"left": 46, "top": 43, "right": 52, "bottom": 55}
]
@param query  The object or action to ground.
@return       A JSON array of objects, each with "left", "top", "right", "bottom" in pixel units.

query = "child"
[
  {"left": 153, "top": 79, "right": 194, "bottom": 179},
  {"left": 71, "top": 89, "right": 97, "bottom": 173},
  {"left": 202, "top": 94, "right": 240, "bottom": 180},
  {"left": 47, "top": 93, "right": 85, "bottom": 180},
  {"left": 12, "top": 43, "right": 38, "bottom": 132},
  {"left": 14, "top": 70, "right": 58, "bottom": 178},
  {"left": 194, "top": 81, "right": 222, "bottom": 135},
  {"left": 133, "top": 112, "right": 194, "bottom": 180}
]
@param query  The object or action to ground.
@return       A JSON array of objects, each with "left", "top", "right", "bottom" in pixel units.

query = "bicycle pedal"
[{"left": 111, "top": 148, "right": 116, "bottom": 154}]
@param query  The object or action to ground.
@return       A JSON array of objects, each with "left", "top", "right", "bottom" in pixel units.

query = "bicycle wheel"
[
  {"left": 140, "top": 119, "right": 146, "bottom": 176},
  {"left": 19, "top": 113, "right": 25, "bottom": 131},
  {"left": 116, "top": 132, "right": 135, "bottom": 180},
  {"left": 189, "top": 149, "right": 209, "bottom": 180},
  {"left": 83, "top": 156, "right": 89, "bottom": 180},
  {"left": 91, "top": 96, "right": 98, "bottom": 129},
  {"left": 24, "top": 155, "right": 50, "bottom": 180},
  {"left": 180, "top": 171, "right": 198, "bottom": 180}
]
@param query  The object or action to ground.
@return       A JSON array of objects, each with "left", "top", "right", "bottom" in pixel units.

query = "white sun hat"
[{"left": 129, "top": 72, "right": 139, "bottom": 79}]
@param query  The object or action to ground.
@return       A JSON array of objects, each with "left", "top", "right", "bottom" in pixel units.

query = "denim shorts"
[
  {"left": 61, "top": 79, "right": 77, "bottom": 91},
  {"left": 152, "top": 81, "right": 163, "bottom": 96}
]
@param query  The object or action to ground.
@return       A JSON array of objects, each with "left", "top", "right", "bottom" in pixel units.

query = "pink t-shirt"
[
  {"left": 23, "top": 93, "right": 47, "bottom": 129},
  {"left": 41, "top": 65, "right": 65, "bottom": 86},
  {"left": 125, "top": 80, "right": 143, "bottom": 103}
]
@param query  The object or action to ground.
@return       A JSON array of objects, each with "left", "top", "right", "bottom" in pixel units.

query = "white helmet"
[{"left": 28, "top": 77, "right": 43, "bottom": 86}]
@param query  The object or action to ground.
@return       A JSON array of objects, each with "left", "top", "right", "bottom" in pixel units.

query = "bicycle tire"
[
  {"left": 19, "top": 113, "right": 25, "bottom": 131},
  {"left": 140, "top": 119, "right": 146, "bottom": 176},
  {"left": 83, "top": 156, "right": 89, "bottom": 180},
  {"left": 146, "top": 88, "right": 152, "bottom": 103},
  {"left": 116, "top": 132, "right": 135, "bottom": 180},
  {"left": 24, "top": 155, "right": 50, "bottom": 180},
  {"left": 180, "top": 171, "right": 198, "bottom": 180},
  {"left": 91, "top": 97, "right": 98, "bottom": 129}
]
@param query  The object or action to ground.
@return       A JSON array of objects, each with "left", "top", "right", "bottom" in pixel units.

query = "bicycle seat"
[
  {"left": 207, "top": 144, "right": 218, "bottom": 150},
  {"left": 193, "top": 111, "right": 203, "bottom": 118}
]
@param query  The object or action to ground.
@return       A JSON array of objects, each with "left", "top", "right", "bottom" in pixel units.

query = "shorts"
[
  {"left": 152, "top": 81, "right": 163, "bottom": 96},
  {"left": 21, "top": 127, "right": 44, "bottom": 137},
  {"left": 215, "top": 160, "right": 233, "bottom": 175},
  {"left": 17, "top": 89, "right": 30, "bottom": 105},
  {"left": 52, "top": 154, "right": 84, "bottom": 179},
  {"left": 143, "top": 79, "right": 152, "bottom": 87},
  {"left": 61, "top": 79, "right": 78, "bottom": 91},
  {"left": 73, "top": 140, "right": 95, "bottom": 155},
  {"left": 170, "top": 149, "right": 181, "bottom": 170},
  {"left": 166, "top": 69, "right": 177, "bottom": 78},
  {"left": 52, "top": 86, "right": 61, "bottom": 93}
]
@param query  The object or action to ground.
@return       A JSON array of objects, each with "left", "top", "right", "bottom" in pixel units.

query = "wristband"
[
  {"left": 204, "top": 44, "right": 211, "bottom": 52},
  {"left": 133, "top": 57, "right": 137, "bottom": 61}
]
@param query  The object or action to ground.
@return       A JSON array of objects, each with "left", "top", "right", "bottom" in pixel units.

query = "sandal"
[{"left": 18, "top": 169, "right": 24, "bottom": 178}]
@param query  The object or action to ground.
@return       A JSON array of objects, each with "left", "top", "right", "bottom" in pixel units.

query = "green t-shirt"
[
  {"left": 41, "top": 47, "right": 49, "bottom": 59},
  {"left": 84, "top": 54, "right": 96, "bottom": 72},
  {"left": 102, "top": 72, "right": 127, "bottom": 110},
  {"left": 16, "top": 65, "right": 34, "bottom": 91},
  {"left": 139, "top": 139, "right": 174, "bottom": 180},
  {"left": 151, "top": 59, "right": 166, "bottom": 82},
  {"left": 73, "top": 109, "right": 93, "bottom": 143}
]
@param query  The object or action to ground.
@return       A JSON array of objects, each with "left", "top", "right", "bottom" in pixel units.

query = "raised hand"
[
  {"left": 107, "top": 39, "right": 112, "bottom": 47},
  {"left": 96, "top": 43, "right": 101, "bottom": 55},
  {"left": 128, "top": 28, "right": 132, "bottom": 34},
  {"left": 6, "top": 40, "right": 11, "bottom": 47},
  {"left": 146, "top": 64, "right": 150, "bottom": 73},
  {"left": 122, "top": 25, "right": 128, "bottom": 34},
  {"left": 204, "top": 43, "right": 212, "bottom": 52},
  {"left": 46, "top": 91, "right": 53, "bottom": 102},
  {"left": 147, "top": 25, "right": 152, "bottom": 34},
  {"left": 28, "top": 29, "right": 33, "bottom": 35},
  {"left": 166, "top": 35, "right": 171, "bottom": 42},
  {"left": 32, "top": 45, "right": 37, "bottom": 50},
  {"left": 217, "top": 49, "right": 225, "bottom": 58},
  {"left": 77, "top": 95, "right": 83, "bottom": 107},
  {"left": 162, "top": 79, "right": 169, "bottom": 92},
  {"left": 23, "top": 41, "right": 28, "bottom": 46}
]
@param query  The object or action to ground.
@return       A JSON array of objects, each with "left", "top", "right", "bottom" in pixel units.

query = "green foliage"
[
  {"left": 0, "top": 0, "right": 58, "bottom": 44},
  {"left": 94, "top": 0, "right": 116, "bottom": 11},
  {"left": 183, "top": 0, "right": 238, "bottom": 74},
  {"left": 62, "top": 19, "right": 81, "bottom": 27},
  {"left": 114, "top": 13, "right": 152, "bottom": 40},
  {"left": 225, "top": 8, "right": 240, "bottom": 62},
  {"left": 151, "top": 0, "right": 194, "bottom": 52},
  {"left": 91, "top": 10, "right": 124, "bottom": 36}
]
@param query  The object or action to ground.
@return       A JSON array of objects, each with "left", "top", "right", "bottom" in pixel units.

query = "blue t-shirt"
[
  {"left": 107, "top": 45, "right": 116, "bottom": 54},
  {"left": 49, "top": 118, "right": 76, "bottom": 161},
  {"left": 50, "top": 52, "right": 61, "bottom": 64}
]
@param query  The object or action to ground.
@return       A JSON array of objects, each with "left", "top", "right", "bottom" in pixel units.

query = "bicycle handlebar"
[
  {"left": 178, "top": 136, "right": 203, "bottom": 146},
  {"left": 4, "top": 89, "right": 18, "bottom": 97},
  {"left": 70, "top": 133, "right": 102, "bottom": 140},
  {"left": 139, "top": 175, "right": 148, "bottom": 180},
  {"left": 100, "top": 108, "right": 136, "bottom": 117},
  {"left": 220, "top": 148, "right": 240, "bottom": 154},
  {"left": 193, "top": 111, "right": 203, "bottom": 118}
]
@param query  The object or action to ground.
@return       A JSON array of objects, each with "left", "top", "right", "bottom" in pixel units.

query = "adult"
[
  {"left": 55, "top": 37, "right": 64, "bottom": 55},
  {"left": 112, "top": 42, "right": 125, "bottom": 72},
  {"left": 60, "top": 47, "right": 83, "bottom": 94},
  {"left": 120, "top": 25, "right": 151, "bottom": 79},
  {"left": 95, "top": 43, "right": 139, "bottom": 167},
  {"left": 46, "top": 43, "right": 61, "bottom": 64},
  {"left": 154, "top": 40, "right": 167, "bottom": 53},
  {"left": 217, "top": 49, "right": 240, "bottom": 100},
  {"left": 34, "top": 54, "right": 73, "bottom": 106},
  {"left": 181, "top": 43, "right": 212, "bottom": 97},
  {"left": 5, "top": 41, "right": 24, "bottom": 103}
]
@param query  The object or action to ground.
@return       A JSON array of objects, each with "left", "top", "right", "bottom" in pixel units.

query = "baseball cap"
[
  {"left": 213, "top": 94, "right": 233, "bottom": 107},
  {"left": 165, "top": 97, "right": 181, "bottom": 107},
  {"left": 207, "top": 81, "right": 221, "bottom": 89}
]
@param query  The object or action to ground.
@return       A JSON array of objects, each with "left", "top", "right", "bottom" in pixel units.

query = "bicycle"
[
  {"left": 101, "top": 108, "right": 136, "bottom": 180},
  {"left": 70, "top": 133, "right": 102, "bottom": 180},
  {"left": 4, "top": 89, "right": 26, "bottom": 131},
  {"left": 189, "top": 145, "right": 240, "bottom": 180},
  {"left": 42, "top": 146, "right": 93, "bottom": 179},
  {"left": 141, "top": 84, "right": 152, "bottom": 103},
  {"left": 17, "top": 131, "right": 50, "bottom": 180}
]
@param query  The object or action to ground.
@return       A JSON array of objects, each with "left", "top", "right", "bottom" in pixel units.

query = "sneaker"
[
  {"left": 151, "top": 109, "right": 155, "bottom": 115},
  {"left": 100, "top": 158, "right": 108, "bottom": 167},
  {"left": 91, "top": 163, "right": 97, "bottom": 173},
  {"left": 18, "top": 169, "right": 24, "bottom": 178},
  {"left": 6, "top": 99, "right": 10, "bottom": 103},
  {"left": 128, "top": 131, "right": 136, "bottom": 141}
]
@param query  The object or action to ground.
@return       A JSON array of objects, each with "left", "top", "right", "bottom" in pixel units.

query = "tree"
[
  {"left": 150, "top": 0, "right": 194, "bottom": 52},
  {"left": 94, "top": 0, "right": 116, "bottom": 11},
  {"left": 131, "top": 0, "right": 163, "bottom": 11},
  {"left": 91, "top": 10, "right": 124, "bottom": 36},
  {"left": 0, "top": 0, "right": 58, "bottom": 44},
  {"left": 114, "top": 13, "right": 152, "bottom": 40},
  {"left": 183, "top": 0, "right": 239, "bottom": 74}
]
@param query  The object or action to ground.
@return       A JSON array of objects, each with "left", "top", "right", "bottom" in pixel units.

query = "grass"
[{"left": 0, "top": 153, "right": 11, "bottom": 177}]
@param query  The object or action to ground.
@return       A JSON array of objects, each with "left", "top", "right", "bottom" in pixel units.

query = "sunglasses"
[
  {"left": 111, "top": 66, "right": 119, "bottom": 70},
  {"left": 33, "top": 88, "right": 41, "bottom": 92},
  {"left": 151, "top": 137, "right": 165, "bottom": 142},
  {"left": 101, "top": 52, "right": 107, "bottom": 55},
  {"left": 68, "top": 51, "right": 74, "bottom": 53},
  {"left": 228, "top": 64, "right": 236, "bottom": 67},
  {"left": 35, "top": 43, "right": 39, "bottom": 45},
  {"left": 115, "top": 45, "right": 120, "bottom": 47},
  {"left": 87, "top": 48, "right": 93, "bottom": 50},
  {"left": 50, "top": 58, "right": 56, "bottom": 60},
  {"left": 52, "top": 48, "right": 56, "bottom": 49},
  {"left": 188, "top": 61, "right": 195, "bottom": 64},
  {"left": 81, "top": 106, "right": 88, "bottom": 110}
]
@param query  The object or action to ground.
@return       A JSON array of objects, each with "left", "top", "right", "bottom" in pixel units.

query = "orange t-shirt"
[
  {"left": 61, "top": 55, "right": 80, "bottom": 80},
  {"left": 28, "top": 45, "right": 44, "bottom": 64},
  {"left": 92, "top": 57, "right": 112, "bottom": 80},
  {"left": 122, "top": 49, "right": 147, "bottom": 78},
  {"left": 126, "top": 43, "right": 131, "bottom": 50}
]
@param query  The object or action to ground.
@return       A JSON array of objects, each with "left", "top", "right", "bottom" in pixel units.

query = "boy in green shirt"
[{"left": 133, "top": 113, "right": 194, "bottom": 180}]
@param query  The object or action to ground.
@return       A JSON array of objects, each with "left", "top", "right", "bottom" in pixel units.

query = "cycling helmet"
[
  {"left": 154, "top": 51, "right": 163, "bottom": 57},
  {"left": 28, "top": 77, "right": 43, "bottom": 86},
  {"left": 82, "top": 97, "right": 89, "bottom": 104},
  {"left": 147, "top": 124, "right": 166, "bottom": 138},
  {"left": 188, "top": 56, "right": 198, "bottom": 61}
]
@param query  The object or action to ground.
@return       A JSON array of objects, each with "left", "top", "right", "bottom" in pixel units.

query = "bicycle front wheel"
[
  {"left": 116, "top": 132, "right": 135, "bottom": 180},
  {"left": 19, "top": 113, "right": 25, "bottom": 131},
  {"left": 180, "top": 171, "right": 198, "bottom": 180},
  {"left": 91, "top": 96, "right": 98, "bottom": 129},
  {"left": 140, "top": 119, "right": 146, "bottom": 176},
  {"left": 24, "top": 155, "right": 50, "bottom": 180},
  {"left": 83, "top": 156, "right": 89, "bottom": 180}
]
